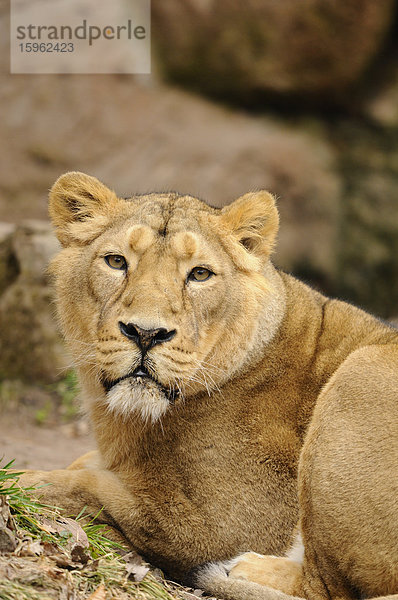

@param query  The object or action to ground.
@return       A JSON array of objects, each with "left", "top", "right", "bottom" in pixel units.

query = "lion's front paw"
[{"left": 229, "top": 552, "right": 302, "bottom": 595}]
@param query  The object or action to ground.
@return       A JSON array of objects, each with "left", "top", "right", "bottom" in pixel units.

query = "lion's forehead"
[
  {"left": 126, "top": 193, "right": 218, "bottom": 234},
  {"left": 109, "top": 194, "right": 222, "bottom": 256}
]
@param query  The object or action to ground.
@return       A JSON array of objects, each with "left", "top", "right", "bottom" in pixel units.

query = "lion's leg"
[
  {"left": 67, "top": 450, "right": 100, "bottom": 470},
  {"left": 298, "top": 344, "right": 398, "bottom": 600},
  {"left": 18, "top": 465, "right": 134, "bottom": 546}
]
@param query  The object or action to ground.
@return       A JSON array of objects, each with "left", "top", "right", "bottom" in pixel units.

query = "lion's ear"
[
  {"left": 49, "top": 172, "right": 122, "bottom": 246},
  {"left": 220, "top": 191, "right": 279, "bottom": 266}
]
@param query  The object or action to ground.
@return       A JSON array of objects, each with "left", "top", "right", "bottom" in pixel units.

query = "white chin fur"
[{"left": 105, "top": 378, "right": 169, "bottom": 423}]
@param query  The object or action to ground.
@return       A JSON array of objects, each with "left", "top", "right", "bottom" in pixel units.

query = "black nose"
[{"left": 119, "top": 322, "right": 176, "bottom": 354}]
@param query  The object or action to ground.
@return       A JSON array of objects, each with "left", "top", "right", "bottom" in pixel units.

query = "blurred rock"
[
  {"left": 0, "top": 221, "right": 67, "bottom": 383},
  {"left": 332, "top": 122, "right": 398, "bottom": 317},
  {"left": 152, "top": 0, "right": 395, "bottom": 102},
  {"left": 365, "top": 66, "right": 398, "bottom": 128},
  {"left": 0, "top": 223, "right": 18, "bottom": 295},
  {"left": 11, "top": 220, "right": 60, "bottom": 283}
]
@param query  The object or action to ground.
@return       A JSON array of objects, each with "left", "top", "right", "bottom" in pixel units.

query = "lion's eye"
[
  {"left": 104, "top": 255, "right": 127, "bottom": 271},
  {"left": 188, "top": 267, "right": 214, "bottom": 282}
]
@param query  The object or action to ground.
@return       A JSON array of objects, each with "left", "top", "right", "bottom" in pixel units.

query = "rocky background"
[{"left": 1, "top": 0, "right": 398, "bottom": 391}]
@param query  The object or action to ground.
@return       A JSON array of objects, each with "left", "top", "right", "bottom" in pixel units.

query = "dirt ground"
[{"left": 0, "top": 416, "right": 94, "bottom": 471}]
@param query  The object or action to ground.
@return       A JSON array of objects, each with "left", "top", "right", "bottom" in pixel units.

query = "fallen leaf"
[
  {"left": 130, "top": 563, "right": 150, "bottom": 582},
  {"left": 38, "top": 515, "right": 90, "bottom": 565},
  {"left": 23, "top": 539, "right": 43, "bottom": 556},
  {"left": 87, "top": 584, "right": 106, "bottom": 599},
  {"left": 123, "top": 550, "right": 150, "bottom": 582},
  {"left": 41, "top": 540, "right": 64, "bottom": 555},
  {"left": 70, "top": 542, "right": 89, "bottom": 564},
  {"left": 38, "top": 516, "right": 89, "bottom": 548},
  {"left": 122, "top": 550, "right": 144, "bottom": 568}
]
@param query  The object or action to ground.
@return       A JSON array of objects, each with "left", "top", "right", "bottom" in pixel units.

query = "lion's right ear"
[{"left": 49, "top": 172, "right": 124, "bottom": 246}]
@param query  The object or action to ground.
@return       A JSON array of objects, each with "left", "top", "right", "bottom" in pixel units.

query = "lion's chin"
[{"left": 105, "top": 377, "right": 169, "bottom": 423}]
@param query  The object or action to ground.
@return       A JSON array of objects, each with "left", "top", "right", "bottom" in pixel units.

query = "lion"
[{"left": 18, "top": 171, "right": 398, "bottom": 600}]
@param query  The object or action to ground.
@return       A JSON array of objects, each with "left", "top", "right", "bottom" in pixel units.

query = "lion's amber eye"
[
  {"left": 188, "top": 267, "right": 214, "bottom": 282},
  {"left": 104, "top": 255, "right": 127, "bottom": 271}
]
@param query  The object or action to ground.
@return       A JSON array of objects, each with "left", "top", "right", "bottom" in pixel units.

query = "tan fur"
[
  {"left": 19, "top": 172, "right": 398, "bottom": 598},
  {"left": 229, "top": 553, "right": 302, "bottom": 595},
  {"left": 128, "top": 225, "right": 155, "bottom": 254}
]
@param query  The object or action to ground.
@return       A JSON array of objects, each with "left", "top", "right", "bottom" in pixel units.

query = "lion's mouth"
[
  {"left": 102, "top": 365, "right": 177, "bottom": 403},
  {"left": 103, "top": 364, "right": 154, "bottom": 392}
]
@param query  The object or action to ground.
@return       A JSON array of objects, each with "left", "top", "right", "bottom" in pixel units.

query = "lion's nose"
[{"left": 118, "top": 321, "right": 176, "bottom": 354}]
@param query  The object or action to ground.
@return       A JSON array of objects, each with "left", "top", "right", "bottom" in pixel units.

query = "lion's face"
[{"left": 49, "top": 173, "right": 282, "bottom": 422}]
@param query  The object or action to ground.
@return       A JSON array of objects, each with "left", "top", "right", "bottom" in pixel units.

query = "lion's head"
[{"left": 49, "top": 172, "right": 284, "bottom": 422}]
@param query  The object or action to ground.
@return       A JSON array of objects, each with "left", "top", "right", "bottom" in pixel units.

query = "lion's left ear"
[{"left": 220, "top": 191, "right": 279, "bottom": 265}]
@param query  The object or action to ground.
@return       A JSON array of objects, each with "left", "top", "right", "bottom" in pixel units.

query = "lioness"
[{"left": 19, "top": 172, "right": 398, "bottom": 600}]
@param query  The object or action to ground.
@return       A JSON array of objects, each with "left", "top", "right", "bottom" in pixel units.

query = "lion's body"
[{"left": 19, "top": 173, "right": 398, "bottom": 598}]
